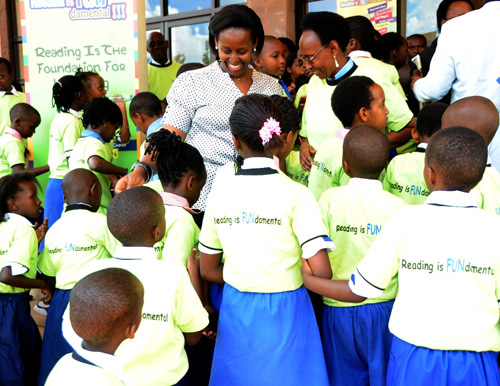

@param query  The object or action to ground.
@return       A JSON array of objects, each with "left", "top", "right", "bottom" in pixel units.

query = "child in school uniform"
[
  {"left": 318, "top": 126, "right": 406, "bottom": 386},
  {"left": 46, "top": 75, "right": 89, "bottom": 228},
  {"left": 69, "top": 98, "right": 127, "bottom": 214},
  {"left": 308, "top": 75, "right": 389, "bottom": 200},
  {"left": 441, "top": 96, "right": 500, "bottom": 215},
  {"left": 0, "top": 173, "right": 51, "bottom": 385},
  {"left": 199, "top": 94, "right": 334, "bottom": 386},
  {"left": 0, "top": 58, "right": 26, "bottom": 135},
  {"left": 37, "top": 168, "right": 121, "bottom": 385},
  {"left": 145, "top": 129, "right": 206, "bottom": 266},
  {"left": 63, "top": 186, "right": 209, "bottom": 386},
  {"left": 303, "top": 126, "right": 500, "bottom": 385},
  {"left": 0, "top": 103, "right": 49, "bottom": 177},
  {"left": 383, "top": 102, "right": 448, "bottom": 204},
  {"left": 46, "top": 268, "right": 144, "bottom": 386}
]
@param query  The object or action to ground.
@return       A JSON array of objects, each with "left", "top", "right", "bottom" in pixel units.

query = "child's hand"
[
  {"left": 109, "top": 174, "right": 120, "bottom": 189},
  {"left": 299, "top": 140, "right": 316, "bottom": 172},
  {"left": 35, "top": 217, "right": 49, "bottom": 245},
  {"left": 41, "top": 282, "right": 53, "bottom": 303}
]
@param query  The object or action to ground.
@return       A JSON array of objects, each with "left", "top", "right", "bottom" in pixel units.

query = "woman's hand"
[{"left": 299, "top": 137, "right": 316, "bottom": 172}]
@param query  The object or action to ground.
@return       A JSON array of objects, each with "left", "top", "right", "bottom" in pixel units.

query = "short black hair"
[
  {"left": 300, "top": 12, "right": 351, "bottom": 52},
  {"left": 70, "top": 268, "right": 143, "bottom": 346},
  {"left": 407, "top": 34, "right": 427, "bottom": 44},
  {"left": 52, "top": 75, "right": 87, "bottom": 113},
  {"left": 75, "top": 67, "right": 100, "bottom": 84},
  {"left": 107, "top": 186, "right": 164, "bottom": 246},
  {"left": 346, "top": 16, "right": 376, "bottom": 53},
  {"left": 343, "top": 125, "right": 390, "bottom": 178},
  {"left": 416, "top": 102, "right": 448, "bottom": 138},
  {"left": 426, "top": 126, "right": 486, "bottom": 191},
  {"left": 269, "top": 95, "right": 300, "bottom": 133},
  {"left": 129, "top": 92, "right": 162, "bottom": 118},
  {"left": 0, "top": 57, "right": 13, "bottom": 73},
  {"left": 83, "top": 97, "right": 123, "bottom": 130},
  {"left": 9, "top": 103, "right": 40, "bottom": 123},
  {"left": 0, "top": 173, "right": 38, "bottom": 224},
  {"left": 332, "top": 76, "right": 375, "bottom": 127},
  {"left": 375, "top": 32, "right": 406, "bottom": 63},
  {"left": 177, "top": 63, "right": 205, "bottom": 78},
  {"left": 230, "top": 94, "right": 283, "bottom": 155},
  {"left": 209, "top": 4, "right": 264, "bottom": 56},
  {"left": 278, "top": 37, "right": 297, "bottom": 54},
  {"left": 436, "top": 0, "right": 474, "bottom": 32},
  {"left": 146, "top": 129, "right": 206, "bottom": 189}
]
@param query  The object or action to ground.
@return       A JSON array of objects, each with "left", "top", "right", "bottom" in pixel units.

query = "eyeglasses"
[{"left": 299, "top": 44, "right": 328, "bottom": 64}]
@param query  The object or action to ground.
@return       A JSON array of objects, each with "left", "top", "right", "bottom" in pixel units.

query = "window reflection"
[
  {"left": 171, "top": 23, "right": 211, "bottom": 65},
  {"left": 168, "top": 0, "right": 210, "bottom": 14}
]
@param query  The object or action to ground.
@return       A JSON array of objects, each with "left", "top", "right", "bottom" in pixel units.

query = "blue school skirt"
[
  {"left": 209, "top": 284, "right": 329, "bottom": 386},
  {"left": 0, "top": 292, "right": 41, "bottom": 386},
  {"left": 386, "top": 335, "right": 500, "bottom": 386},
  {"left": 44, "top": 178, "right": 64, "bottom": 229},
  {"left": 321, "top": 300, "right": 394, "bottom": 386},
  {"left": 210, "top": 283, "right": 223, "bottom": 313},
  {"left": 38, "top": 289, "right": 72, "bottom": 386}
]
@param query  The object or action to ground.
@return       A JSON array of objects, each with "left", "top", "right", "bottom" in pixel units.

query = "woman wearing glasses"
[{"left": 297, "top": 12, "right": 415, "bottom": 173}]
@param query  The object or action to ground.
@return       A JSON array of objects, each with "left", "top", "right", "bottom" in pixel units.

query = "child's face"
[
  {"left": 287, "top": 57, "right": 304, "bottom": 83},
  {"left": 0, "top": 63, "right": 14, "bottom": 92},
  {"left": 87, "top": 75, "right": 106, "bottom": 100},
  {"left": 16, "top": 114, "right": 41, "bottom": 139},
  {"left": 11, "top": 181, "right": 42, "bottom": 219},
  {"left": 130, "top": 113, "right": 148, "bottom": 134},
  {"left": 102, "top": 121, "right": 120, "bottom": 143},
  {"left": 256, "top": 39, "right": 286, "bottom": 77},
  {"left": 365, "top": 84, "right": 389, "bottom": 131}
]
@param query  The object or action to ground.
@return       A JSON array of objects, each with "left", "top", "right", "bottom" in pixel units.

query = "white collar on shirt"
[
  {"left": 68, "top": 108, "right": 82, "bottom": 119},
  {"left": 425, "top": 190, "right": 477, "bottom": 208},
  {"left": 113, "top": 246, "right": 157, "bottom": 261},
  {"left": 0, "top": 86, "right": 19, "bottom": 97},
  {"left": 417, "top": 143, "right": 428, "bottom": 150},
  {"left": 4, "top": 212, "right": 34, "bottom": 227},
  {"left": 73, "top": 341, "right": 126, "bottom": 383},
  {"left": 348, "top": 177, "right": 383, "bottom": 190},
  {"left": 241, "top": 157, "right": 279, "bottom": 170},
  {"left": 348, "top": 50, "right": 372, "bottom": 59},
  {"left": 150, "top": 58, "right": 171, "bottom": 66}
]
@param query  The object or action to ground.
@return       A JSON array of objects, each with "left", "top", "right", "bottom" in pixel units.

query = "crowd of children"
[{"left": 1, "top": 3, "right": 500, "bottom": 386}]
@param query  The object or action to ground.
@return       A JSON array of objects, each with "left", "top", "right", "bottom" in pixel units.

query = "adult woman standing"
[{"left": 119, "top": 4, "right": 282, "bottom": 210}]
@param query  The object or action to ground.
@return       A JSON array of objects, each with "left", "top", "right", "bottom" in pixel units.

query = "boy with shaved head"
[
  {"left": 317, "top": 126, "right": 405, "bottom": 386},
  {"left": 38, "top": 168, "right": 121, "bottom": 384},
  {"left": 46, "top": 268, "right": 144, "bottom": 385},
  {"left": 441, "top": 96, "right": 500, "bottom": 215}
]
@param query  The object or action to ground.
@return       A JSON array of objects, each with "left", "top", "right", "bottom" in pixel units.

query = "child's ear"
[
  {"left": 232, "top": 135, "right": 241, "bottom": 151},
  {"left": 411, "top": 127, "right": 420, "bottom": 144},
  {"left": 424, "top": 165, "right": 436, "bottom": 188},
  {"left": 6, "top": 197, "right": 17, "bottom": 212},
  {"left": 253, "top": 56, "right": 263, "bottom": 71},
  {"left": 342, "top": 158, "right": 351, "bottom": 175},
  {"left": 62, "top": 194, "right": 69, "bottom": 205},
  {"left": 186, "top": 175, "right": 196, "bottom": 191},
  {"left": 124, "top": 321, "right": 140, "bottom": 340},
  {"left": 152, "top": 224, "right": 163, "bottom": 242},
  {"left": 12, "top": 117, "right": 22, "bottom": 129},
  {"left": 358, "top": 107, "right": 369, "bottom": 123},
  {"left": 90, "top": 182, "right": 98, "bottom": 197}
]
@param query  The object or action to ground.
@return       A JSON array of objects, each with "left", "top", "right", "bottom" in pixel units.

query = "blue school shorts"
[{"left": 321, "top": 300, "right": 394, "bottom": 386}]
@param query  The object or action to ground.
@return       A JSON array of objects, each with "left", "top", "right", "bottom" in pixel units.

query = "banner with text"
[
  {"left": 21, "top": 0, "right": 141, "bottom": 197},
  {"left": 337, "top": 0, "right": 397, "bottom": 34}
]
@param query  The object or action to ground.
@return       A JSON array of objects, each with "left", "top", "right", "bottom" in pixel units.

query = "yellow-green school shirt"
[
  {"left": 350, "top": 190, "right": 500, "bottom": 351},
  {"left": 48, "top": 110, "right": 84, "bottom": 180},
  {"left": 319, "top": 178, "right": 405, "bottom": 307},
  {"left": 153, "top": 192, "right": 200, "bottom": 267},
  {"left": 285, "top": 148, "right": 309, "bottom": 187},
  {"left": 0, "top": 129, "right": 25, "bottom": 177},
  {"left": 383, "top": 145, "right": 430, "bottom": 205},
  {"left": 74, "top": 246, "right": 209, "bottom": 386},
  {"left": 38, "top": 206, "right": 120, "bottom": 290},
  {"left": 199, "top": 157, "right": 335, "bottom": 293},
  {"left": 300, "top": 65, "right": 413, "bottom": 152},
  {"left": 68, "top": 136, "right": 114, "bottom": 213},
  {"left": 0, "top": 88, "right": 26, "bottom": 135},
  {"left": 147, "top": 61, "right": 182, "bottom": 101},
  {"left": 0, "top": 213, "right": 38, "bottom": 294},
  {"left": 308, "top": 135, "right": 350, "bottom": 201},
  {"left": 473, "top": 166, "right": 500, "bottom": 216}
]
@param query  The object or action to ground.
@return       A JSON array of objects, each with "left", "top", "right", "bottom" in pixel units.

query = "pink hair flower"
[{"left": 259, "top": 117, "right": 281, "bottom": 146}]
